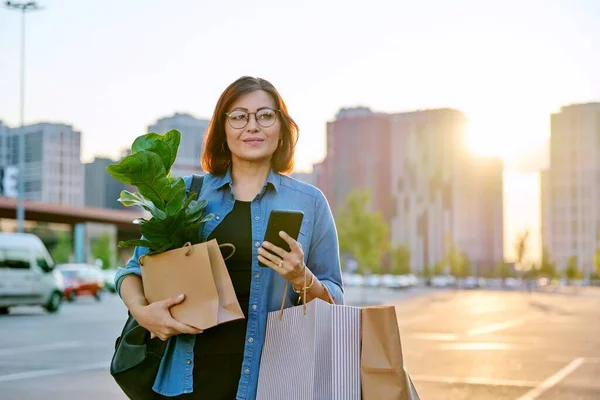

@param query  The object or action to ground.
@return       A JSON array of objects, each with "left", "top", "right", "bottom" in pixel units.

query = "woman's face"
[{"left": 224, "top": 90, "right": 282, "bottom": 166}]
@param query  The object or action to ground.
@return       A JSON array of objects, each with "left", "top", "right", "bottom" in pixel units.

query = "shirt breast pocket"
[{"left": 298, "top": 219, "right": 311, "bottom": 251}]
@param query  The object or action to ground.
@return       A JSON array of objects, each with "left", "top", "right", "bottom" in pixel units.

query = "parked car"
[
  {"left": 0, "top": 233, "right": 64, "bottom": 314},
  {"left": 57, "top": 264, "right": 105, "bottom": 302},
  {"left": 343, "top": 273, "right": 365, "bottom": 287},
  {"left": 430, "top": 275, "right": 456, "bottom": 288}
]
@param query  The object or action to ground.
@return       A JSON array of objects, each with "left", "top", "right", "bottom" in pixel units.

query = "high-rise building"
[
  {"left": 318, "top": 107, "right": 393, "bottom": 220},
  {"left": 147, "top": 113, "right": 209, "bottom": 177},
  {"left": 390, "top": 109, "right": 503, "bottom": 273},
  {"left": 84, "top": 157, "right": 125, "bottom": 210},
  {"left": 316, "top": 108, "right": 504, "bottom": 273},
  {"left": 0, "top": 121, "right": 8, "bottom": 167},
  {"left": 0, "top": 123, "right": 84, "bottom": 206},
  {"left": 541, "top": 103, "right": 600, "bottom": 276}
]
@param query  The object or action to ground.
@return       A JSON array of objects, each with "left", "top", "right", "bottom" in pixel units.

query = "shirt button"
[
  {"left": 254, "top": 273, "right": 260, "bottom": 279},
  {"left": 248, "top": 337, "right": 254, "bottom": 343},
  {"left": 244, "top": 368, "right": 250, "bottom": 375},
  {"left": 252, "top": 304, "right": 257, "bottom": 311},
  {"left": 215, "top": 216, "right": 220, "bottom": 220},
  {"left": 186, "top": 359, "right": 192, "bottom": 365},
  {"left": 254, "top": 215, "right": 260, "bottom": 220},
  {"left": 255, "top": 241, "right": 260, "bottom": 247}
]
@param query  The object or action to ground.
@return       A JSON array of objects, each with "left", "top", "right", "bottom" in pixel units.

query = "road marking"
[
  {"left": 407, "top": 333, "right": 459, "bottom": 341},
  {"left": 515, "top": 357, "right": 585, "bottom": 400},
  {"left": 0, "top": 362, "right": 108, "bottom": 383},
  {"left": 0, "top": 341, "right": 83, "bottom": 356},
  {"left": 553, "top": 356, "right": 600, "bottom": 364},
  {"left": 467, "top": 318, "right": 524, "bottom": 336},
  {"left": 411, "top": 374, "right": 538, "bottom": 388}
]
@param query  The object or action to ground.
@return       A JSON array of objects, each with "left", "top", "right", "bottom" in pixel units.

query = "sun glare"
[
  {"left": 465, "top": 116, "right": 545, "bottom": 163},
  {"left": 465, "top": 120, "right": 518, "bottom": 160}
]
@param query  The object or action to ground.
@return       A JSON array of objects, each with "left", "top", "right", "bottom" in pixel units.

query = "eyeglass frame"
[{"left": 224, "top": 107, "right": 282, "bottom": 129}]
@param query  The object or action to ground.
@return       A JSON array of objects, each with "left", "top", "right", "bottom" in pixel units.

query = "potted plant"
[{"left": 106, "top": 130, "right": 244, "bottom": 329}]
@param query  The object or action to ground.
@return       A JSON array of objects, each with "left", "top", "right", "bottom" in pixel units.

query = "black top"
[
  {"left": 155, "top": 200, "right": 252, "bottom": 398},
  {"left": 194, "top": 200, "right": 252, "bottom": 355}
]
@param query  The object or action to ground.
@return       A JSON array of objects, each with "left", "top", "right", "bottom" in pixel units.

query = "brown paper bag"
[
  {"left": 139, "top": 239, "right": 245, "bottom": 330},
  {"left": 361, "top": 306, "right": 420, "bottom": 400}
]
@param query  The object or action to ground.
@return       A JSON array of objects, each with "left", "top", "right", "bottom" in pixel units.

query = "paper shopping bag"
[
  {"left": 361, "top": 306, "right": 420, "bottom": 400},
  {"left": 256, "top": 298, "right": 362, "bottom": 400},
  {"left": 139, "top": 239, "right": 244, "bottom": 330}
]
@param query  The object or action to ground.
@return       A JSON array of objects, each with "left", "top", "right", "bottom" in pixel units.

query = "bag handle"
[
  {"left": 218, "top": 243, "right": 236, "bottom": 261},
  {"left": 183, "top": 241, "right": 236, "bottom": 261},
  {"left": 278, "top": 267, "right": 308, "bottom": 320},
  {"left": 139, "top": 242, "right": 237, "bottom": 266}
]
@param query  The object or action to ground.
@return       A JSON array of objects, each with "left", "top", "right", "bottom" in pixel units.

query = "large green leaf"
[
  {"left": 118, "top": 239, "right": 158, "bottom": 249},
  {"left": 165, "top": 178, "right": 186, "bottom": 216},
  {"left": 106, "top": 151, "right": 169, "bottom": 207},
  {"left": 185, "top": 199, "right": 208, "bottom": 219},
  {"left": 132, "top": 130, "right": 180, "bottom": 172},
  {"left": 140, "top": 218, "right": 174, "bottom": 246},
  {"left": 110, "top": 150, "right": 184, "bottom": 210},
  {"left": 118, "top": 190, "right": 167, "bottom": 220}
]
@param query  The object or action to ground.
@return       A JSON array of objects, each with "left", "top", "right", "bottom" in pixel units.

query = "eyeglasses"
[{"left": 225, "top": 108, "right": 280, "bottom": 129}]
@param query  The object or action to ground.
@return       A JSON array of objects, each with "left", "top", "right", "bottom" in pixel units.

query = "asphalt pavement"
[{"left": 0, "top": 287, "right": 598, "bottom": 399}]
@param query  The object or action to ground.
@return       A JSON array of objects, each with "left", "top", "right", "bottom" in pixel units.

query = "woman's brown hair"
[{"left": 201, "top": 76, "right": 299, "bottom": 175}]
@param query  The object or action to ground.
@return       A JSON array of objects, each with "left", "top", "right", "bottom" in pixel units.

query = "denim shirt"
[{"left": 114, "top": 168, "right": 344, "bottom": 399}]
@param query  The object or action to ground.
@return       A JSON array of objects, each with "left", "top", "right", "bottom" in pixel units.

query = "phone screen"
[{"left": 260, "top": 210, "right": 304, "bottom": 266}]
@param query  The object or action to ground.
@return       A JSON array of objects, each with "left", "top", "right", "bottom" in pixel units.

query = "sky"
[{"left": 1, "top": 0, "right": 600, "bottom": 262}]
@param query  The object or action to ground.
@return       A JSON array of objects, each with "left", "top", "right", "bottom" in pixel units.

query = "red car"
[{"left": 57, "top": 264, "right": 105, "bottom": 302}]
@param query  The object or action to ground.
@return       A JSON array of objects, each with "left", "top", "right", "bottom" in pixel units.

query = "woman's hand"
[
  {"left": 258, "top": 231, "right": 306, "bottom": 286},
  {"left": 131, "top": 294, "right": 203, "bottom": 341}
]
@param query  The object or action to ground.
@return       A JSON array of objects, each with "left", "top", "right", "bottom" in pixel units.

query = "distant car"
[
  {"left": 462, "top": 276, "right": 480, "bottom": 289},
  {"left": 343, "top": 273, "right": 364, "bottom": 287},
  {"left": 0, "top": 233, "right": 64, "bottom": 314},
  {"left": 57, "top": 264, "right": 105, "bottom": 302},
  {"left": 364, "top": 274, "right": 381, "bottom": 287},
  {"left": 430, "top": 275, "right": 456, "bottom": 288}
]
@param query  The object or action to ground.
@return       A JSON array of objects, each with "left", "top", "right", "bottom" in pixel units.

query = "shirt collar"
[{"left": 213, "top": 166, "right": 281, "bottom": 193}]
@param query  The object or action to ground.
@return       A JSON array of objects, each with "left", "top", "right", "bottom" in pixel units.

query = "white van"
[{"left": 0, "top": 233, "right": 64, "bottom": 314}]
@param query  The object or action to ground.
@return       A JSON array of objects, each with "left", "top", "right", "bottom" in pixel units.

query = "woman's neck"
[{"left": 230, "top": 161, "right": 271, "bottom": 202}]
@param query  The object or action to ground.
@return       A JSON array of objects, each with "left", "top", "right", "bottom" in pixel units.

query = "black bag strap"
[{"left": 188, "top": 174, "right": 205, "bottom": 200}]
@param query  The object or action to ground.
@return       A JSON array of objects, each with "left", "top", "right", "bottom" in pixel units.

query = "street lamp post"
[{"left": 4, "top": 1, "right": 43, "bottom": 233}]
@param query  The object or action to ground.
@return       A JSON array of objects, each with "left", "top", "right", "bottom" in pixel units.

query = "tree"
[
  {"left": 514, "top": 229, "right": 530, "bottom": 271},
  {"left": 539, "top": 247, "right": 558, "bottom": 279},
  {"left": 91, "top": 232, "right": 115, "bottom": 270},
  {"left": 390, "top": 244, "right": 411, "bottom": 275},
  {"left": 422, "top": 263, "right": 432, "bottom": 279},
  {"left": 433, "top": 261, "right": 445, "bottom": 276},
  {"left": 51, "top": 232, "right": 72, "bottom": 264},
  {"left": 494, "top": 261, "right": 515, "bottom": 282},
  {"left": 336, "top": 190, "right": 390, "bottom": 275},
  {"left": 456, "top": 251, "right": 472, "bottom": 278},
  {"left": 593, "top": 247, "right": 600, "bottom": 280},
  {"left": 442, "top": 235, "right": 471, "bottom": 277},
  {"left": 564, "top": 255, "right": 581, "bottom": 283}
]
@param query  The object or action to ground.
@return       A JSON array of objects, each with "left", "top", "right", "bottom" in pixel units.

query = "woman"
[{"left": 114, "top": 76, "right": 344, "bottom": 399}]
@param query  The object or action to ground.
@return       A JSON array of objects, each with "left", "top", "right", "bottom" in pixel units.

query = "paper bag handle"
[
  {"left": 218, "top": 243, "right": 236, "bottom": 261},
  {"left": 138, "top": 242, "right": 237, "bottom": 266}
]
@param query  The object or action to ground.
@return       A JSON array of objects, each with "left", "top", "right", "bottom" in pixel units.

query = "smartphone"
[{"left": 260, "top": 210, "right": 304, "bottom": 266}]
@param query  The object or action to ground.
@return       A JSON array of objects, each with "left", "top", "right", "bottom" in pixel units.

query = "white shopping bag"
[{"left": 256, "top": 297, "right": 361, "bottom": 400}]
